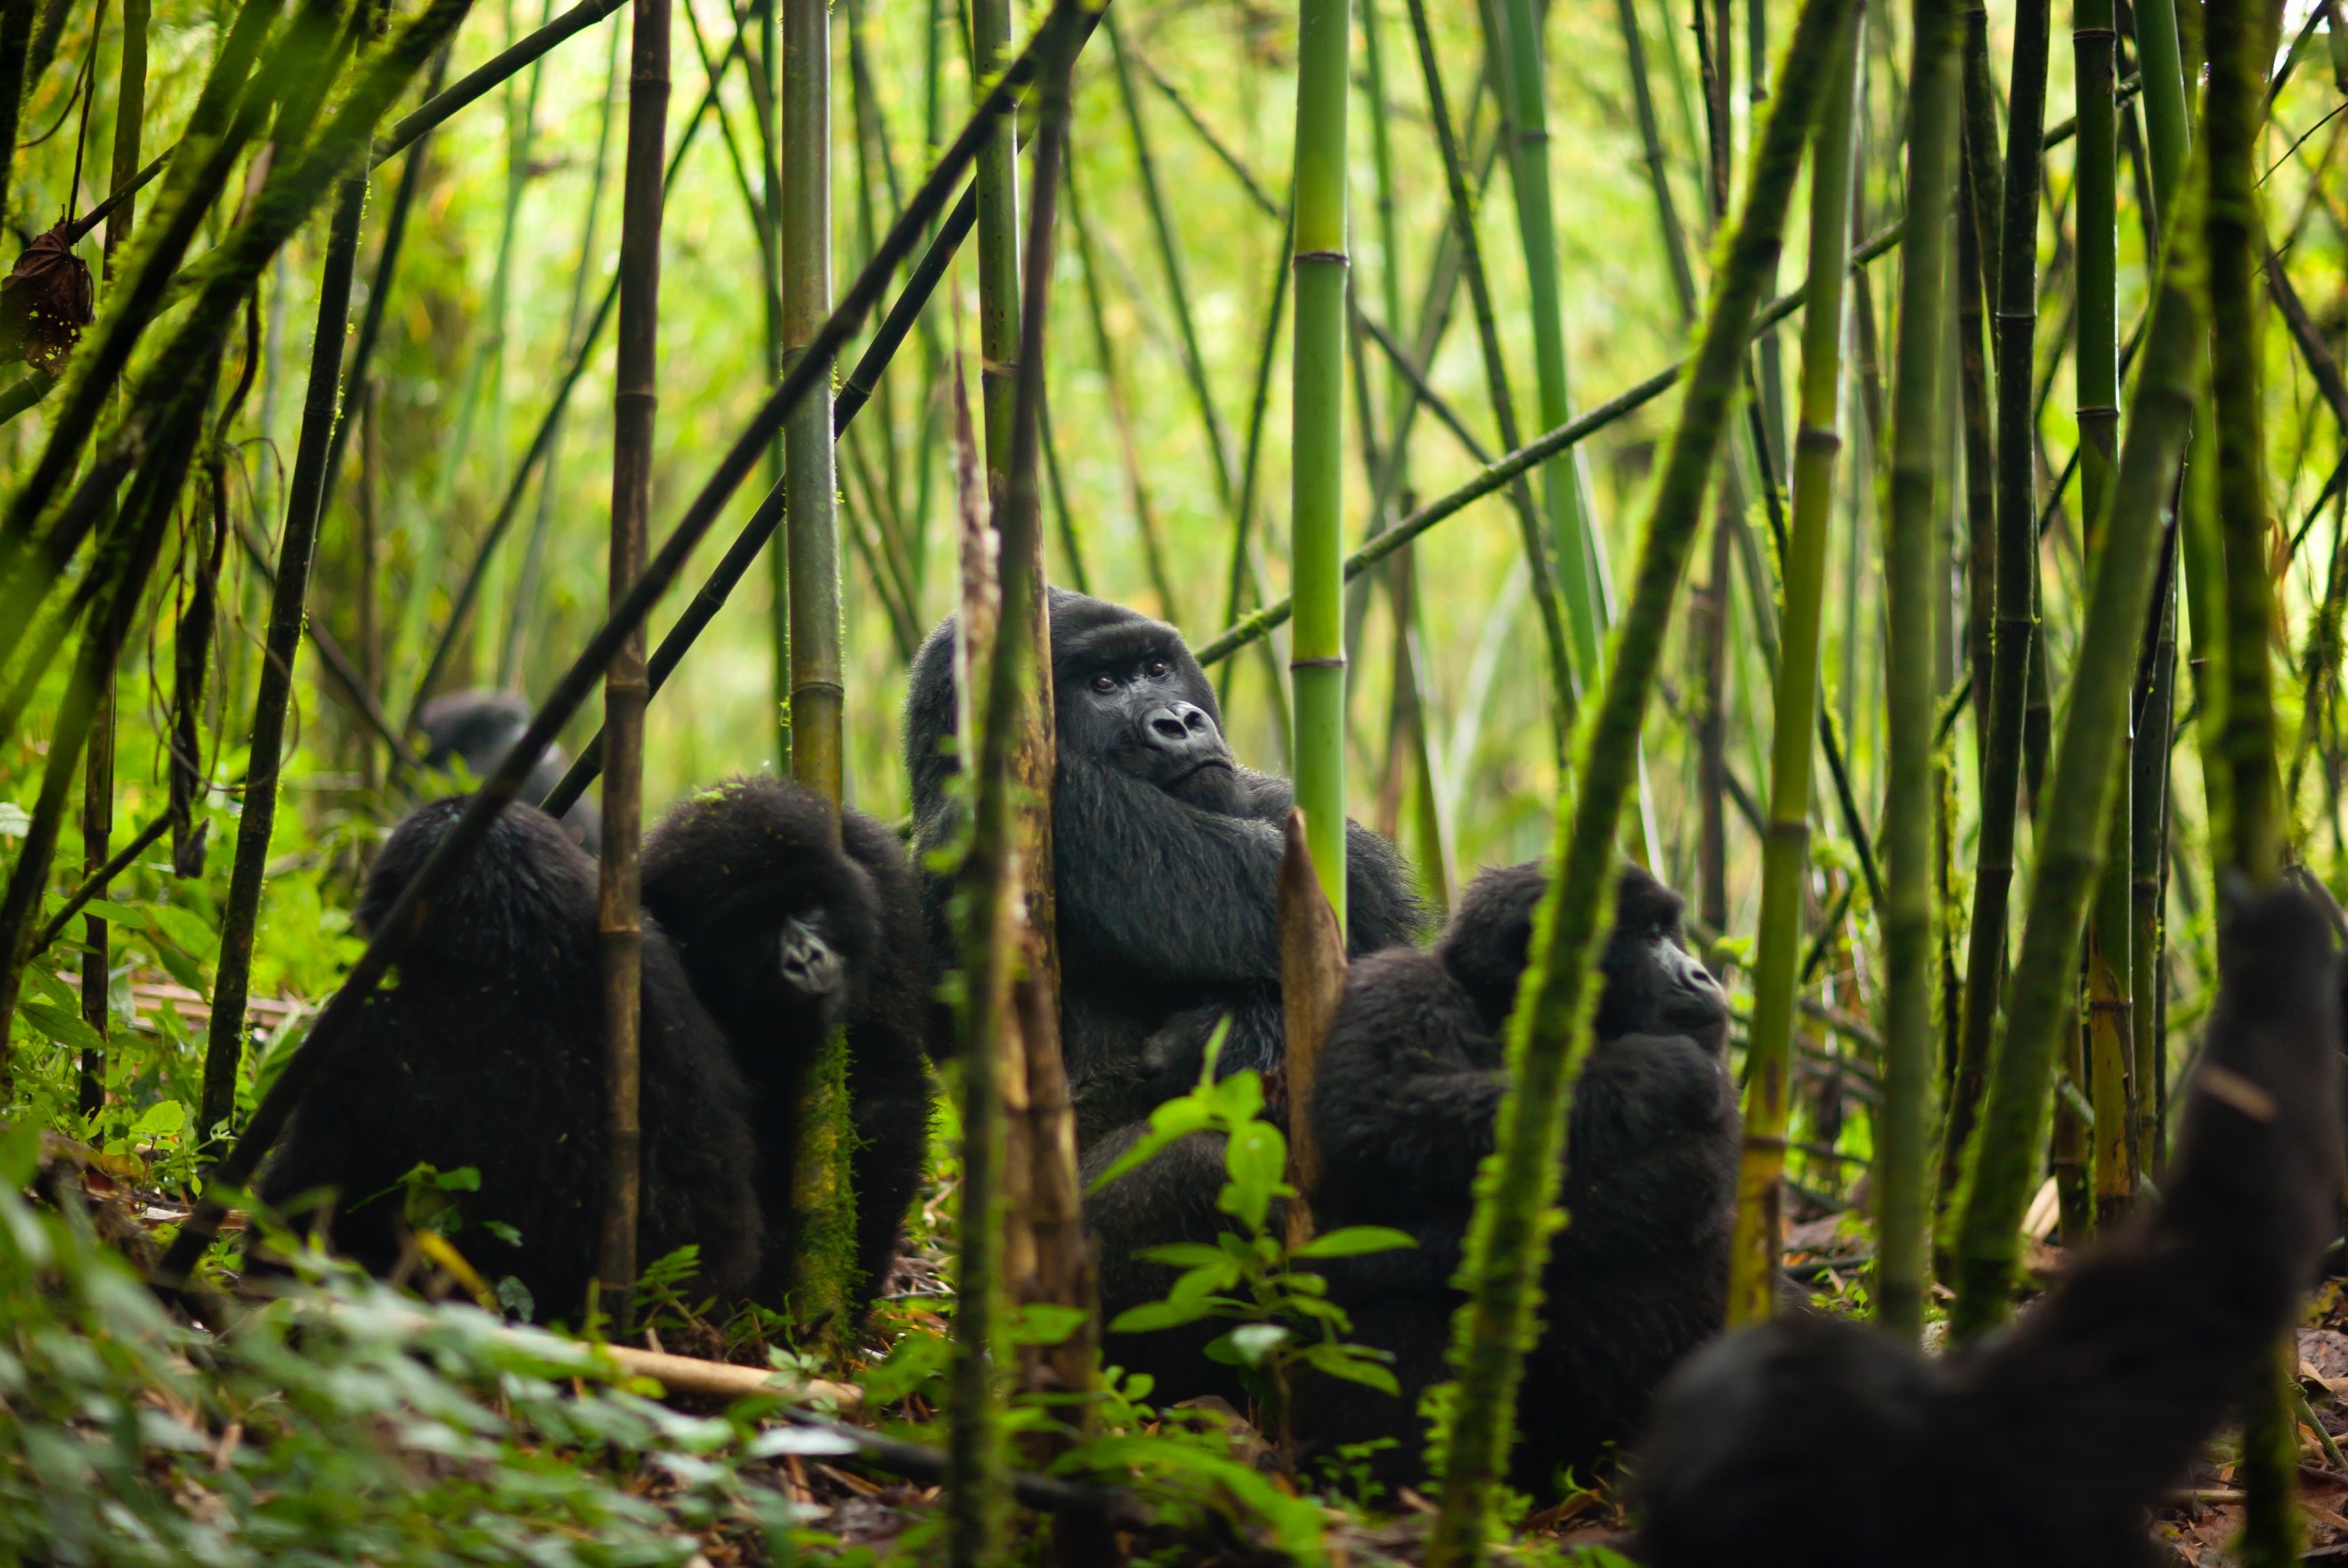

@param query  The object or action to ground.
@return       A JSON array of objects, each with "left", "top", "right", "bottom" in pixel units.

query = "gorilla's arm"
[
  {"left": 1231, "top": 769, "right": 1424, "bottom": 955},
  {"left": 1634, "top": 883, "right": 2344, "bottom": 1568},
  {"left": 1917, "top": 881, "right": 2344, "bottom": 1546},
  {"left": 1311, "top": 946, "right": 1507, "bottom": 1224}
]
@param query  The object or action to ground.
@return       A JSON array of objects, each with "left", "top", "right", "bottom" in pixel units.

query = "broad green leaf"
[{"left": 1295, "top": 1225, "right": 1418, "bottom": 1259}]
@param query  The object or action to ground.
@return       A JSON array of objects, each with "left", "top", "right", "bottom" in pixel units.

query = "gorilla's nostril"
[{"left": 1151, "top": 717, "right": 1189, "bottom": 740}]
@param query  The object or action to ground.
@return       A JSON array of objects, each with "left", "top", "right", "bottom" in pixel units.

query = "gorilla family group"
[{"left": 268, "top": 589, "right": 2348, "bottom": 1567}]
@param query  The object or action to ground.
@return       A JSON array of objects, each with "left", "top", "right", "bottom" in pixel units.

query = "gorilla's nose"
[
  {"left": 1141, "top": 702, "right": 1218, "bottom": 755},
  {"left": 779, "top": 919, "right": 845, "bottom": 997}
]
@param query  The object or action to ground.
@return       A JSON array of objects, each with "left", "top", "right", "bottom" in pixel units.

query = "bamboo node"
[
  {"left": 2070, "top": 26, "right": 2119, "bottom": 40},
  {"left": 1289, "top": 654, "right": 1346, "bottom": 670},
  {"left": 1292, "top": 248, "right": 1348, "bottom": 265},
  {"left": 1793, "top": 424, "right": 1841, "bottom": 454},
  {"left": 792, "top": 679, "right": 847, "bottom": 701}
]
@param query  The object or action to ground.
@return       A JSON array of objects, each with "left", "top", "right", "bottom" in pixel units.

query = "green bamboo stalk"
[
  {"left": 596, "top": 0, "right": 669, "bottom": 1325},
  {"left": 1875, "top": 0, "right": 1962, "bottom": 1344},
  {"left": 968, "top": 0, "right": 1018, "bottom": 507},
  {"left": 1288, "top": 0, "right": 1349, "bottom": 925},
  {"left": 1946, "top": 175, "right": 2208, "bottom": 1340},
  {"left": 758, "top": 0, "right": 788, "bottom": 768},
  {"left": 1400, "top": 0, "right": 1577, "bottom": 760},
  {"left": 1726, "top": 2, "right": 1860, "bottom": 1329},
  {"left": 1425, "top": 0, "right": 1856, "bottom": 1549},
  {"left": 1937, "top": 0, "right": 2051, "bottom": 1215},
  {"left": 199, "top": 173, "right": 371, "bottom": 1146},
  {"left": 780, "top": 0, "right": 857, "bottom": 1333},
  {"left": 2072, "top": 0, "right": 2134, "bottom": 1235},
  {"left": 2206, "top": 0, "right": 2292, "bottom": 1549},
  {"left": 1490, "top": 0, "right": 1607, "bottom": 700}
]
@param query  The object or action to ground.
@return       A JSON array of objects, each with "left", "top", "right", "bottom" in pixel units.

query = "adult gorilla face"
[{"left": 1049, "top": 596, "right": 1242, "bottom": 813}]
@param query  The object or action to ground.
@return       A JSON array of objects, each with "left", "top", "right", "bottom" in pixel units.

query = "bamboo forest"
[{"left": 4, "top": 0, "right": 2348, "bottom": 1556}]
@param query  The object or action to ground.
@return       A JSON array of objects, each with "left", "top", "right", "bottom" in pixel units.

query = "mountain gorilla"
[
  {"left": 1297, "top": 860, "right": 1736, "bottom": 1495},
  {"left": 642, "top": 776, "right": 937, "bottom": 1320},
  {"left": 1631, "top": 881, "right": 2346, "bottom": 1568},
  {"left": 262, "top": 801, "right": 760, "bottom": 1321},
  {"left": 904, "top": 589, "right": 1424, "bottom": 1397},
  {"left": 417, "top": 688, "right": 601, "bottom": 849}
]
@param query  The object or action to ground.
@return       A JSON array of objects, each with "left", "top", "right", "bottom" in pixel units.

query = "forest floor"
[{"left": 37, "top": 1127, "right": 2348, "bottom": 1564}]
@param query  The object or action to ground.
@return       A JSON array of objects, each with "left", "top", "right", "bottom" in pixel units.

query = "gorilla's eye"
[
  {"left": 1091, "top": 672, "right": 1117, "bottom": 693},
  {"left": 1147, "top": 658, "right": 1170, "bottom": 678}
]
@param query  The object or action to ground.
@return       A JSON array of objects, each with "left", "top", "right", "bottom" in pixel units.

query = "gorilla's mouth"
[{"left": 1171, "top": 758, "right": 1235, "bottom": 785}]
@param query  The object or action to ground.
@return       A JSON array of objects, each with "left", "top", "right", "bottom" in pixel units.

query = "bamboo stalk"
[
  {"left": 197, "top": 172, "right": 370, "bottom": 1146},
  {"left": 0, "top": 392, "right": 207, "bottom": 1078},
  {"left": 1937, "top": 0, "right": 2051, "bottom": 1214},
  {"left": 2074, "top": 0, "right": 2133, "bottom": 1235},
  {"left": 948, "top": 33, "right": 1075, "bottom": 1564},
  {"left": 0, "top": 0, "right": 281, "bottom": 657},
  {"left": 371, "top": 0, "right": 628, "bottom": 167},
  {"left": 595, "top": 0, "right": 667, "bottom": 1328},
  {"left": 2206, "top": 0, "right": 2292, "bottom": 1552},
  {"left": 1874, "top": 0, "right": 1962, "bottom": 1344},
  {"left": 150, "top": 1, "right": 1102, "bottom": 1286},
  {"left": 1726, "top": 2, "right": 1861, "bottom": 1330},
  {"left": 1289, "top": 0, "right": 1351, "bottom": 925},
  {"left": 1425, "top": 0, "right": 1855, "bottom": 1550},
  {"left": 1946, "top": 176, "right": 2207, "bottom": 1339}
]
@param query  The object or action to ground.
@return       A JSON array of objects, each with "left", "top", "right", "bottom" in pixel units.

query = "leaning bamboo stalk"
[
  {"left": 595, "top": 0, "right": 668, "bottom": 1326},
  {"left": 197, "top": 173, "right": 370, "bottom": 1145},
  {"left": 1725, "top": 3, "right": 1861, "bottom": 1330},
  {"left": 152, "top": 1, "right": 1098, "bottom": 1285},
  {"left": 1946, "top": 175, "right": 2208, "bottom": 1340},
  {"left": 948, "top": 35, "right": 1076, "bottom": 1565},
  {"left": 1937, "top": 0, "right": 2051, "bottom": 1213},
  {"left": 1193, "top": 219, "right": 1909, "bottom": 667},
  {"left": 0, "top": 0, "right": 283, "bottom": 657},
  {"left": 1289, "top": 0, "right": 1351, "bottom": 924},
  {"left": 1425, "top": 0, "right": 1856, "bottom": 1552},
  {"left": 1874, "top": 0, "right": 1962, "bottom": 1345},
  {"left": 0, "top": 393, "right": 208, "bottom": 1078}
]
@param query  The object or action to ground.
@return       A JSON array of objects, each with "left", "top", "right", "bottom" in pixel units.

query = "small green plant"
[{"left": 1089, "top": 1021, "right": 1414, "bottom": 1426}]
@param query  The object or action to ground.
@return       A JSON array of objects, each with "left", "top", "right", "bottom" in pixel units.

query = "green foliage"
[{"left": 1090, "top": 1025, "right": 1412, "bottom": 1418}]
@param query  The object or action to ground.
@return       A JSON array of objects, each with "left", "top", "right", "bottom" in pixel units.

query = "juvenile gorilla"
[
  {"left": 642, "top": 776, "right": 936, "bottom": 1317},
  {"left": 1297, "top": 861, "right": 1736, "bottom": 1494},
  {"left": 906, "top": 589, "right": 1422, "bottom": 1134},
  {"left": 417, "top": 688, "right": 601, "bottom": 849},
  {"left": 1631, "top": 881, "right": 2346, "bottom": 1568},
  {"left": 263, "top": 801, "right": 760, "bottom": 1320}
]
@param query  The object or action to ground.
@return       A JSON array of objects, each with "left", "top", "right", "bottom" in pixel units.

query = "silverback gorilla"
[
  {"left": 263, "top": 801, "right": 760, "bottom": 1320},
  {"left": 1631, "top": 880, "right": 2345, "bottom": 1568},
  {"left": 1298, "top": 860, "right": 1737, "bottom": 1493},
  {"left": 641, "top": 776, "right": 937, "bottom": 1320},
  {"left": 903, "top": 589, "right": 1424, "bottom": 1397}
]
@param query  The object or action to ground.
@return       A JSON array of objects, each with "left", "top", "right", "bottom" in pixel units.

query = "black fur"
[
  {"left": 417, "top": 688, "right": 601, "bottom": 849},
  {"left": 906, "top": 589, "right": 1423, "bottom": 1128},
  {"left": 1296, "top": 861, "right": 1736, "bottom": 1494},
  {"left": 641, "top": 776, "right": 937, "bottom": 1318},
  {"left": 905, "top": 589, "right": 1424, "bottom": 1404},
  {"left": 1630, "top": 881, "right": 2346, "bottom": 1568},
  {"left": 261, "top": 800, "right": 760, "bottom": 1320}
]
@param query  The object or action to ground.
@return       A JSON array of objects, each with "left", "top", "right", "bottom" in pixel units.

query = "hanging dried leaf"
[{"left": 0, "top": 223, "right": 94, "bottom": 370}]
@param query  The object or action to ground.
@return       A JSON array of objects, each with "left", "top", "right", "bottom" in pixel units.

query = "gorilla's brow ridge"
[{"left": 1059, "top": 620, "right": 1180, "bottom": 672}]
